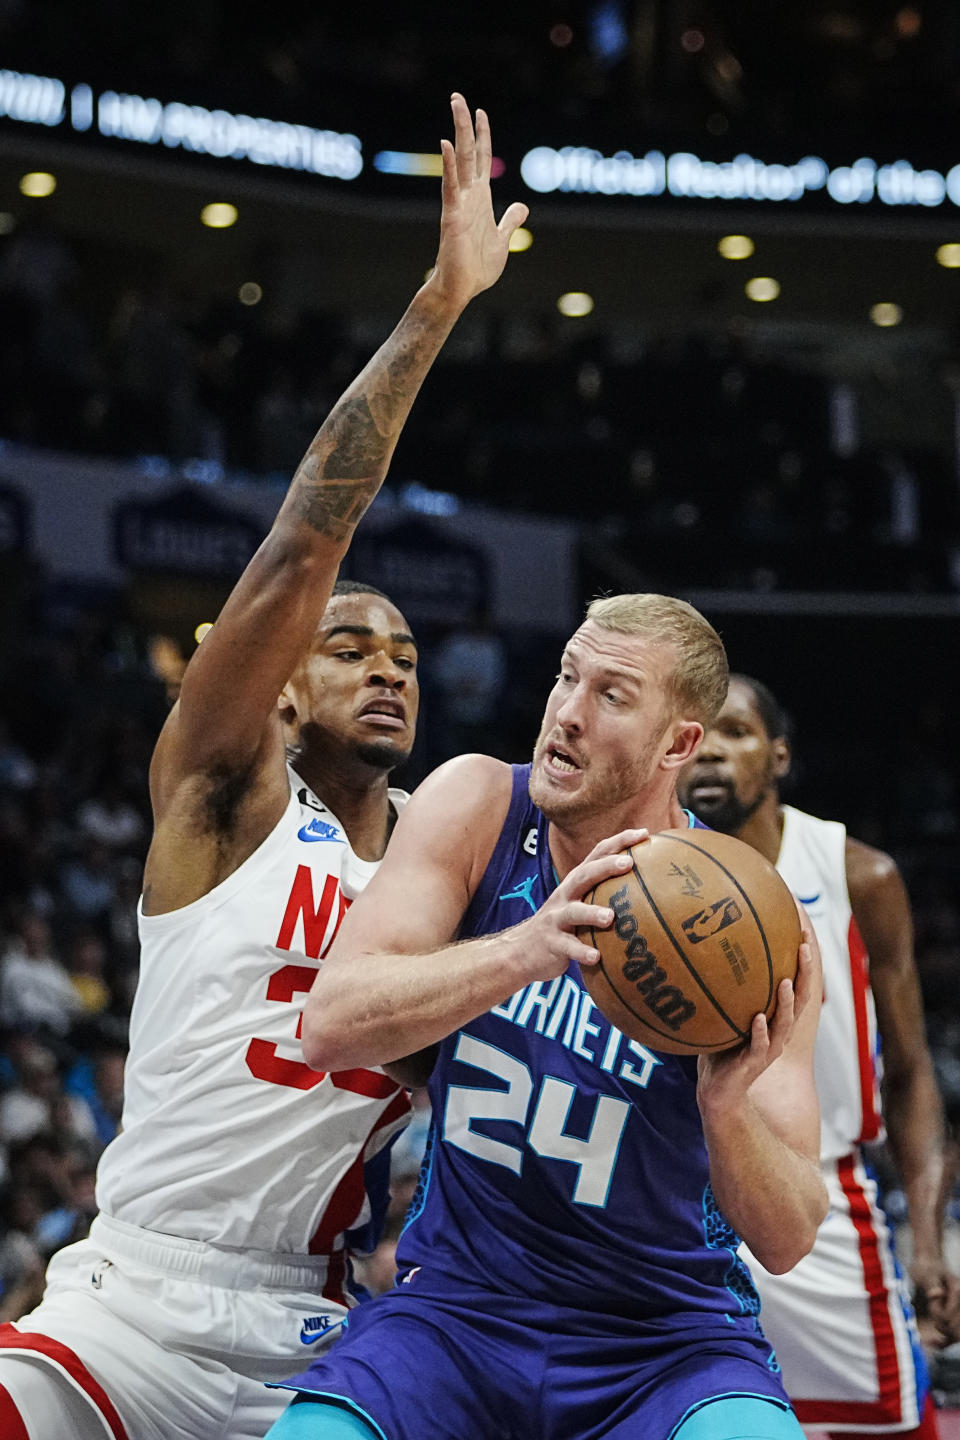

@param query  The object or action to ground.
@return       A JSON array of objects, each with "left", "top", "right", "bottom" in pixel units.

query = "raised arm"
[
  {"left": 301, "top": 755, "right": 647, "bottom": 1072},
  {"left": 696, "top": 907, "right": 828, "bottom": 1274},
  {"left": 847, "top": 838, "right": 960, "bottom": 1344},
  {"left": 144, "top": 97, "right": 528, "bottom": 908}
]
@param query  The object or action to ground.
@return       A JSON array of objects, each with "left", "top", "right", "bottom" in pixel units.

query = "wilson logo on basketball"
[
  {"left": 609, "top": 886, "right": 697, "bottom": 1032},
  {"left": 681, "top": 897, "right": 742, "bottom": 944}
]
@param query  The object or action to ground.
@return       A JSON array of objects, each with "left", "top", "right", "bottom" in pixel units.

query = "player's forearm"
[
  {"left": 275, "top": 280, "right": 467, "bottom": 550},
  {"left": 303, "top": 930, "right": 527, "bottom": 1072},
  {"left": 701, "top": 1098, "right": 828, "bottom": 1273},
  {"left": 885, "top": 1069, "right": 948, "bottom": 1259}
]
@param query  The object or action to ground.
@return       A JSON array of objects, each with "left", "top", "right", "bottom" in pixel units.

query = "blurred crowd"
[{"left": 2, "top": 216, "right": 960, "bottom": 595}]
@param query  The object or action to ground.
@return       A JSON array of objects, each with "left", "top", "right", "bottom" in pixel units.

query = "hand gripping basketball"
[{"left": 505, "top": 829, "right": 650, "bottom": 985}]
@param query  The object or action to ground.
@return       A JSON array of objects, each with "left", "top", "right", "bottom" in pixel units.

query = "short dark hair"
[
  {"left": 730, "top": 673, "right": 791, "bottom": 743},
  {"left": 331, "top": 579, "right": 393, "bottom": 603}
]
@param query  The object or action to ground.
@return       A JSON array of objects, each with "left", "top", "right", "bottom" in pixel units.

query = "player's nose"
[
  {"left": 367, "top": 655, "right": 407, "bottom": 689},
  {"left": 555, "top": 684, "right": 585, "bottom": 732}
]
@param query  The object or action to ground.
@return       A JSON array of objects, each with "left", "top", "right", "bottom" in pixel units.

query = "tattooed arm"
[{"left": 142, "top": 95, "right": 527, "bottom": 908}]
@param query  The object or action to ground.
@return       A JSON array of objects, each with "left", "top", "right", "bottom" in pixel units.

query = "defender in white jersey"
[
  {"left": 681, "top": 674, "right": 960, "bottom": 1439},
  {"left": 0, "top": 91, "right": 530, "bottom": 1440}
]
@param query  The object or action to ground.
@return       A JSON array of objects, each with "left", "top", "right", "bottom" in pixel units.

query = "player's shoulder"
[
  {"left": 844, "top": 833, "right": 900, "bottom": 892},
  {"left": 408, "top": 752, "right": 514, "bottom": 813},
  {"left": 383, "top": 755, "right": 515, "bottom": 893}
]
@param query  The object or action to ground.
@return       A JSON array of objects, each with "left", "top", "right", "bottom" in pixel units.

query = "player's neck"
[
  {"left": 293, "top": 757, "right": 395, "bottom": 862},
  {"left": 548, "top": 787, "right": 689, "bottom": 881},
  {"left": 732, "top": 794, "right": 784, "bottom": 867}
]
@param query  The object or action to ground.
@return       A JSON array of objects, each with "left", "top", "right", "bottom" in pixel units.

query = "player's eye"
[
  {"left": 394, "top": 656, "right": 416, "bottom": 671},
  {"left": 334, "top": 649, "right": 363, "bottom": 662}
]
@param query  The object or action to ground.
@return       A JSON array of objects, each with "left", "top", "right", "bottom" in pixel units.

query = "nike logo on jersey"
[
  {"left": 297, "top": 819, "right": 344, "bottom": 843},
  {"left": 299, "top": 1315, "right": 342, "bottom": 1344},
  {"left": 499, "top": 875, "right": 538, "bottom": 913},
  {"left": 797, "top": 892, "right": 821, "bottom": 906}
]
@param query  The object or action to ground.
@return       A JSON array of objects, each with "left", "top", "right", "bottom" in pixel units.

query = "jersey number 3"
[{"left": 443, "top": 1034, "right": 629, "bottom": 1208}]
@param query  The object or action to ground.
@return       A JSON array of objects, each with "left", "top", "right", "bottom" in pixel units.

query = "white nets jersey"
[
  {"left": 95, "top": 769, "right": 411, "bottom": 1259},
  {"left": 775, "top": 804, "right": 882, "bottom": 1161}
]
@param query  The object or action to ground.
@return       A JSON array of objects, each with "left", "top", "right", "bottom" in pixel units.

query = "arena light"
[
  {"left": 373, "top": 150, "right": 506, "bottom": 179},
  {"left": 194, "top": 622, "right": 214, "bottom": 644},
  {"left": 238, "top": 281, "right": 262, "bottom": 305},
  {"left": 745, "top": 276, "right": 780, "bottom": 302},
  {"left": 870, "top": 302, "right": 903, "bottom": 326},
  {"left": 19, "top": 171, "right": 56, "bottom": 197},
  {"left": 201, "top": 202, "right": 237, "bottom": 228},
  {"left": 936, "top": 243, "right": 960, "bottom": 268},
  {"left": 557, "top": 291, "right": 594, "bottom": 317},
  {"left": 509, "top": 226, "right": 533, "bottom": 253},
  {"left": 718, "top": 234, "right": 754, "bottom": 259}
]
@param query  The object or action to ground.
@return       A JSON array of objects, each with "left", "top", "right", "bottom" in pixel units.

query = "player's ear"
[
  {"left": 277, "top": 682, "right": 298, "bottom": 727},
  {"left": 661, "top": 719, "right": 704, "bottom": 770},
  {"left": 772, "top": 736, "right": 791, "bottom": 780}
]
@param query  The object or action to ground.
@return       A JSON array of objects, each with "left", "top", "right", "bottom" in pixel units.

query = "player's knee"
[
  {"left": 266, "top": 1395, "right": 383, "bottom": 1439},
  {"left": 672, "top": 1395, "right": 804, "bottom": 1440}
]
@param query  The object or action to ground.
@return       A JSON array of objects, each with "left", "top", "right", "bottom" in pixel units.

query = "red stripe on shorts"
[
  {"left": 793, "top": 1153, "right": 904, "bottom": 1428},
  {"left": 0, "top": 1382, "right": 30, "bottom": 1440},
  {"left": 0, "top": 1326, "right": 129, "bottom": 1440},
  {"left": 309, "top": 1088, "right": 411, "bottom": 1262},
  {"left": 848, "top": 915, "right": 881, "bottom": 1143}
]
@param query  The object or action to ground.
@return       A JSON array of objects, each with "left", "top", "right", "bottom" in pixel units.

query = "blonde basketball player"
[
  {"left": 0, "top": 93, "right": 529, "bottom": 1440},
  {"left": 680, "top": 674, "right": 960, "bottom": 1439}
]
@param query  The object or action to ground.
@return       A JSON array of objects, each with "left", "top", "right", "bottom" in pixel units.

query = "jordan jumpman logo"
[{"left": 499, "top": 874, "right": 538, "bottom": 914}]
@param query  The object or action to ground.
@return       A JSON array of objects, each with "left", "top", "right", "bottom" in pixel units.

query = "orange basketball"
[{"left": 582, "top": 828, "right": 800, "bottom": 1055}]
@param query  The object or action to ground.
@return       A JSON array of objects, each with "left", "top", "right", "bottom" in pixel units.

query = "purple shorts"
[{"left": 276, "top": 1266, "right": 799, "bottom": 1440}]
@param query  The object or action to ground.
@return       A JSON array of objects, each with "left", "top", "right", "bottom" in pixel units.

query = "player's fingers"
[
  {"left": 450, "top": 92, "right": 475, "bottom": 186},
  {"left": 564, "top": 900, "right": 616, "bottom": 931},
  {"left": 497, "top": 201, "right": 530, "bottom": 241},
  {"left": 571, "top": 938, "right": 602, "bottom": 968},
  {"left": 790, "top": 941, "right": 816, "bottom": 1016},
  {"left": 440, "top": 138, "right": 458, "bottom": 205},
  {"left": 586, "top": 828, "right": 650, "bottom": 861},
  {"left": 563, "top": 849, "right": 634, "bottom": 899},
  {"left": 767, "top": 977, "right": 796, "bottom": 1045},
  {"left": 474, "top": 106, "right": 491, "bottom": 178}
]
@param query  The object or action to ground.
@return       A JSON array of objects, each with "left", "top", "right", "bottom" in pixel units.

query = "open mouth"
[
  {"left": 545, "top": 742, "right": 581, "bottom": 776},
  {"left": 358, "top": 697, "right": 406, "bottom": 728}
]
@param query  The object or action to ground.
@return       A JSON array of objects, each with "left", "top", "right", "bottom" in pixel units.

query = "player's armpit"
[{"left": 383, "top": 1046, "right": 440, "bottom": 1089}]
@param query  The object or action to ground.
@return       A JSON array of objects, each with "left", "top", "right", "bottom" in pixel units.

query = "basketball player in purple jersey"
[
  {"left": 681, "top": 675, "right": 960, "bottom": 1439},
  {"left": 265, "top": 593, "right": 827, "bottom": 1440},
  {"left": 0, "top": 95, "right": 529, "bottom": 1440}
]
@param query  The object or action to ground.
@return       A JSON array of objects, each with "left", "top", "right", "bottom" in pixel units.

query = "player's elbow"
[
  {"left": 753, "top": 1190, "right": 828, "bottom": 1274},
  {"left": 300, "top": 992, "right": 358, "bottom": 1073},
  {"left": 755, "top": 1229, "right": 817, "bottom": 1275}
]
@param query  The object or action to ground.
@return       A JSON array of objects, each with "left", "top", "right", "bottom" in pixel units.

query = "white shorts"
[
  {"left": 743, "top": 1151, "right": 927, "bottom": 1434},
  {"left": 0, "top": 1212, "right": 351, "bottom": 1440}
]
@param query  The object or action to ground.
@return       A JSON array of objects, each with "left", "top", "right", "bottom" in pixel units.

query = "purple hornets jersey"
[{"left": 396, "top": 764, "right": 759, "bottom": 1321}]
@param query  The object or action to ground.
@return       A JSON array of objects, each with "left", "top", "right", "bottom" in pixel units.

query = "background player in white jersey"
[
  {"left": 679, "top": 673, "right": 960, "bottom": 1439},
  {"left": 0, "top": 93, "right": 529, "bottom": 1440}
]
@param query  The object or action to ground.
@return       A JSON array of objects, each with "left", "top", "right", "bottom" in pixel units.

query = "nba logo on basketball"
[{"left": 681, "top": 897, "right": 742, "bottom": 944}]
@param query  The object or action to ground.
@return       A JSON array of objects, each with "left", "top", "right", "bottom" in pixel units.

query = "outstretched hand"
[{"left": 429, "top": 93, "right": 529, "bottom": 311}]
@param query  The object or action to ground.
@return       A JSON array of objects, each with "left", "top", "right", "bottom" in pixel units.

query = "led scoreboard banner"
[{"left": 4, "top": 66, "right": 960, "bottom": 212}]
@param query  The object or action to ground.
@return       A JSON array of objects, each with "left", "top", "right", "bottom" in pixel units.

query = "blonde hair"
[{"left": 585, "top": 592, "right": 728, "bottom": 726}]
